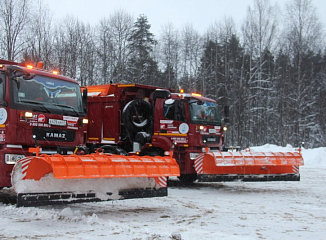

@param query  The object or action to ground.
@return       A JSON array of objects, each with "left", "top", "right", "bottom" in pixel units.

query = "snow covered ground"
[{"left": 0, "top": 145, "right": 325, "bottom": 240}]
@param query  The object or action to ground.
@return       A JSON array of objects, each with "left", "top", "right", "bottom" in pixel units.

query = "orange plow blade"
[
  {"left": 11, "top": 153, "right": 180, "bottom": 207},
  {"left": 194, "top": 150, "right": 304, "bottom": 182}
]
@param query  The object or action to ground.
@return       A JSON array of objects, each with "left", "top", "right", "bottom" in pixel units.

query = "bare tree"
[
  {"left": 52, "top": 16, "right": 81, "bottom": 80},
  {"left": 159, "top": 22, "right": 180, "bottom": 89},
  {"left": 242, "top": 0, "right": 278, "bottom": 58},
  {"left": 110, "top": 10, "right": 133, "bottom": 82},
  {"left": 78, "top": 23, "right": 97, "bottom": 86},
  {"left": 241, "top": 0, "right": 279, "bottom": 145},
  {"left": 96, "top": 11, "right": 133, "bottom": 84},
  {"left": 285, "top": 0, "right": 323, "bottom": 56},
  {"left": 24, "top": 0, "right": 53, "bottom": 67},
  {"left": 283, "top": 0, "right": 324, "bottom": 147},
  {"left": 96, "top": 17, "right": 114, "bottom": 84},
  {"left": 0, "top": 0, "right": 31, "bottom": 61},
  {"left": 205, "top": 17, "right": 237, "bottom": 101},
  {"left": 180, "top": 24, "right": 202, "bottom": 92}
]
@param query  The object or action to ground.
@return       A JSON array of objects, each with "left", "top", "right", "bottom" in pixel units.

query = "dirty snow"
[
  {"left": 13, "top": 171, "right": 158, "bottom": 200},
  {"left": 0, "top": 144, "right": 325, "bottom": 240}
]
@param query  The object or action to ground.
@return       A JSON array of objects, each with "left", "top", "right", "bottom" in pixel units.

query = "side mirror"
[
  {"left": 224, "top": 106, "right": 229, "bottom": 124},
  {"left": 82, "top": 88, "right": 88, "bottom": 113}
]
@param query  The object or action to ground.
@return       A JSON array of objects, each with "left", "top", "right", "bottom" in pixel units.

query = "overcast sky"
[{"left": 43, "top": 0, "right": 326, "bottom": 37}]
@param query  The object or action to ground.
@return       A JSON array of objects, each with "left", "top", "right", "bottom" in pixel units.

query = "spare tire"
[{"left": 122, "top": 99, "right": 153, "bottom": 134}]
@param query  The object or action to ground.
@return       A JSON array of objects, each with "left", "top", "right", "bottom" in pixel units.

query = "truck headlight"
[
  {"left": 189, "top": 153, "right": 199, "bottom": 160},
  {"left": 5, "top": 154, "right": 26, "bottom": 164}
]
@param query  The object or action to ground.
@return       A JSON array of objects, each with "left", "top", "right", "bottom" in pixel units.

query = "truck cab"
[
  {"left": 84, "top": 83, "right": 227, "bottom": 182},
  {"left": 151, "top": 92, "right": 225, "bottom": 182},
  {"left": 0, "top": 60, "right": 87, "bottom": 187}
]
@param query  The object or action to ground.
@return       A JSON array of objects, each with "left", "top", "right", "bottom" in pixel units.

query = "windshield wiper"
[
  {"left": 51, "top": 103, "right": 79, "bottom": 115},
  {"left": 19, "top": 99, "right": 43, "bottom": 104},
  {"left": 193, "top": 118, "right": 221, "bottom": 125},
  {"left": 19, "top": 99, "right": 51, "bottom": 113}
]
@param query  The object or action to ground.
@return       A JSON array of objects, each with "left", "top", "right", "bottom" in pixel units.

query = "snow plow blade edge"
[
  {"left": 194, "top": 151, "right": 304, "bottom": 182},
  {"left": 16, "top": 188, "right": 168, "bottom": 207},
  {"left": 11, "top": 153, "right": 179, "bottom": 207}
]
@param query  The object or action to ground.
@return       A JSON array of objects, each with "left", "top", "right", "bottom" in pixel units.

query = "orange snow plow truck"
[
  {"left": 0, "top": 60, "right": 179, "bottom": 207},
  {"left": 84, "top": 83, "right": 304, "bottom": 183}
]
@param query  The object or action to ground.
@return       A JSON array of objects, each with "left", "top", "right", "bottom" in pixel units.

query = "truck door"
[
  {"left": 156, "top": 98, "right": 188, "bottom": 138},
  {"left": 102, "top": 103, "right": 120, "bottom": 143}
]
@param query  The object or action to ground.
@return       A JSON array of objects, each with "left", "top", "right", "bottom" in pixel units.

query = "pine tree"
[{"left": 127, "top": 14, "right": 160, "bottom": 85}]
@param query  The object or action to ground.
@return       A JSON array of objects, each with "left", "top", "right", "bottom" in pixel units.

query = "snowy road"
[{"left": 0, "top": 166, "right": 325, "bottom": 240}]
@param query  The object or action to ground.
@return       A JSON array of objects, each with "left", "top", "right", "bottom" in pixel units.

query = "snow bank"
[
  {"left": 301, "top": 147, "right": 326, "bottom": 167},
  {"left": 0, "top": 204, "right": 100, "bottom": 225},
  {"left": 249, "top": 144, "right": 326, "bottom": 167},
  {"left": 250, "top": 144, "right": 297, "bottom": 153}
]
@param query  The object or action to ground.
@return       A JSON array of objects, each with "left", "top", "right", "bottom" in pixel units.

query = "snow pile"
[
  {"left": 249, "top": 144, "right": 326, "bottom": 167},
  {"left": 59, "top": 207, "right": 100, "bottom": 225},
  {"left": 301, "top": 147, "right": 326, "bottom": 167},
  {"left": 249, "top": 144, "right": 298, "bottom": 152},
  {"left": 0, "top": 204, "right": 100, "bottom": 225}
]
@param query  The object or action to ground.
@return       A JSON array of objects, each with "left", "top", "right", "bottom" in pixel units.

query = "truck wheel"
[
  {"left": 122, "top": 99, "right": 152, "bottom": 133},
  {"left": 101, "top": 145, "right": 128, "bottom": 155},
  {"left": 141, "top": 147, "right": 164, "bottom": 157},
  {"left": 178, "top": 174, "right": 197, "bottom": 183}
]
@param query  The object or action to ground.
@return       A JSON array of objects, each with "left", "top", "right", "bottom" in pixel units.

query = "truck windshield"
[
  {"left": 189, "top": 99, "right": 221, "bottom": 125},
  {"left": 11, "top": 75, "right": 84, "bottom": 116}
]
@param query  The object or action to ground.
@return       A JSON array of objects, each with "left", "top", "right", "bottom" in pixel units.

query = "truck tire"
[
  {"left": 141, "top": 147, "right": 164, "bottom": 157},
  {"left": 100, "top": 145, "right": 128, "bottom": 155},
  {"left": 178, "top": 174, "right": 197, "bottom": 183},
  {"left": 122, "top": 99, "right": 152, "bottom": 134}
]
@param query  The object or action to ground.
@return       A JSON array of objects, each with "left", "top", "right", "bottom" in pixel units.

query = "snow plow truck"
[
  {"left": 0, "top": 59, "right": 303, "bottom": 207},
  {"left": 84, "top": 83, "right": 304, "bottom": 183},
  {"left": 0, "top": 60, "right": 179, "bottom": 207}
]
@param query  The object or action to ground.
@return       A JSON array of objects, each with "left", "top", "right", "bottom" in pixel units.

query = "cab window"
[
  {"left": 163, "top": 99, "right": 185, "bottom": 121},
  {"left": 0, "top": 73, "right": 5, "bottom": 104}
]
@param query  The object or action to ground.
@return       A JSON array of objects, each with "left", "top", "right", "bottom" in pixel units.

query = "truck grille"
[
  {"left": 33, "top": 128, "right": 75, "bottom": 142},
  {"left": 202, "top": 135, "right": 220, "bottom": 144}
]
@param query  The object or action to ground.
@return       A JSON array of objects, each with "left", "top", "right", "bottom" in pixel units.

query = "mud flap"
[{"left": 194, "top": 151, "right": 304, "bottom": 182}]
